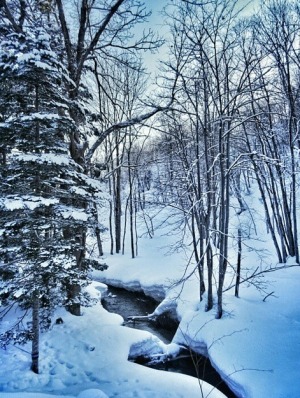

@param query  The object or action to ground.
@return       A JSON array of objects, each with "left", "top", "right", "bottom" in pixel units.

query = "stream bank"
[{"left": 101, "top": 285, "right": 237, "bottom": 398}]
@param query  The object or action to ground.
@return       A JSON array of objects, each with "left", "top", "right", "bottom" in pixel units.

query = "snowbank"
[
  {"left": 94, "top": 229, "right": 300, "bottom": 398},
  {"left": 0, "top": 281, "right": 225, "bottom": 398}
]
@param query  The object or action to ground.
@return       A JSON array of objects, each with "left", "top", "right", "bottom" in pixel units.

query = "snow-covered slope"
[
  {"left": 94, "top": 206, "right": 300, "bottom": 398},
  {"left": 1, "top": 197, "right": 300, "bottom": 398},
  {"left": 0, "top": 281, "right": 225, "bottom": 398}
]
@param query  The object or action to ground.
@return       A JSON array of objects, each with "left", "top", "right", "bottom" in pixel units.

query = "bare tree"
[
  {"left": 159, "top": 0, "right": 259, "bottom": 318},
  {"left": 235, "top": 0, "right": 300, "bottom": 265}
]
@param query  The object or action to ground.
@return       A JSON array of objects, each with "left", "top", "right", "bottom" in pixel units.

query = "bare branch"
[
  {"left": 86, "top": 103, "right": 173, "bottom": 162},
  {"left": 1, "top": 0, "right": 23, "bottom": 33}
]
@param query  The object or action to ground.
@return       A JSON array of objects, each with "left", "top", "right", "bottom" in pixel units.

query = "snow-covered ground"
[
  {"left": 1, "top": 196, "right": 300, "bottom": 398},
  {"left": 95, "top": 226, "right": 300, "bottom": 398},
  {"left": 0, "top": 278, "right": 225, "bottom": 398}
]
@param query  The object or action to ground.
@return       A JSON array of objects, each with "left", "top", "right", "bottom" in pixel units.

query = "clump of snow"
[
  {"left": 152, "top": 296, "right": 178, "bottom": 317},
  {"left": 60, "top": 208, "right": 88, "bottom": 222},
  {"left": 1, "top": 196, "right": 59, "bottom": 211},
  {"left": 2, "top": 198, "right": 24, "bottom": 210},
  {"left": 129, "top": 334, "right": 180, "bottom": 360},
  {"left": 19, "top": 112, "right": 62, "bottom": 122},
  {"left": 77, "top": 390, "right": 108, "bottom": 398},
  {"left": 15, "top": 153, "right": 74, "bottom": 167},
  {"left": 97, "top": 276, "right": 166, "bottom": 302}
]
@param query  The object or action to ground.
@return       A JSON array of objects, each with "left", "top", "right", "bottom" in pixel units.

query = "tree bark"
[
  {"left": 31, "top": 290, "right": 40, "bottom": 374},
  {"left": 235, "top": 228, "right": 242, "bottom": 298}
]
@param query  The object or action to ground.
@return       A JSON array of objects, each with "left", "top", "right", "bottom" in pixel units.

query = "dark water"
[
  {"left": 101, "top": 285, "right": 174, "bottom": 343},
  {"left": 101, "top": 286, "right": 237, "bottom": 398}
]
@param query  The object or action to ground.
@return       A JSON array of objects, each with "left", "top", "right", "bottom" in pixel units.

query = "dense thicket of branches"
[
  {"left": 147, "top": 0, "right": 300, "bottom": 318},
  {"left": 110, "top": 0, "right": 300, "bottom": 319}
]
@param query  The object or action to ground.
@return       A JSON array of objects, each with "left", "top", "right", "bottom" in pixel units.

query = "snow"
[
  {"left": 0, "top": 281, "right": 223, "bottom": 398},
  {"left": 18, "top": 113, "right": 63, "bottom": 122},
  {"left": 91, "top": 203, "right": 300, "bottom": 398},
  {"left": 60, "top": 208, "right": 88, "bottom": 222},
  {"left": 15, "top": 153, "right": 73, "bottom": 167},
  {"left": 171, "top": 268, "right": 300, "bottom": 398},
  {"left": 1, "top": 194, "right": 300, "bottom": 398},
  {"left": 0, "top": 395, "right": 75, "bottom": 398},
  {"left": 0, "top": 196, "right": 59, "bottom": 211}
]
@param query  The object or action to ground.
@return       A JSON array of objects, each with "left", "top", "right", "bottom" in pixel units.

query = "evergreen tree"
[{"left": 0, "top": 20, "right": 100, "bottom": 372}]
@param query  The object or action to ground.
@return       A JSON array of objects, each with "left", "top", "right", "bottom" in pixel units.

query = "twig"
[{"left": 263, "top": 291, "right": 275, "bottom": 302}]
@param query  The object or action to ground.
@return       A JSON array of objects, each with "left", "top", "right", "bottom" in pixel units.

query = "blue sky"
[{"left": 139, "top": 0, "right": 259, "bottom": 75}]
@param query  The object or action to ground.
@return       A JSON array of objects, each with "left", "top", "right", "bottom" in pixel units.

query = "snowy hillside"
[
  {"left": 95, "top": 205, "right": 300, "bottom": 398},
  {"left": 1, "top": 198, "right": 300, "bottom": 398},
  {"left": 0, "top": 279, "right": 226, "bottom": 398}
]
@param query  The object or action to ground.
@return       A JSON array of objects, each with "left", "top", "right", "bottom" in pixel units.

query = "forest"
[{"left": 0, "top": 0, "right": 300, "bottom": 397}]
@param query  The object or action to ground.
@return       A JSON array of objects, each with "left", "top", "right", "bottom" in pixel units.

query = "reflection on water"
[{"left": 102, "top": 286, "right": 174, "bottom": 343}]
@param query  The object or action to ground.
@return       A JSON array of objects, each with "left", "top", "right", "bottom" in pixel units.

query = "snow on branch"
[
  {"left": 0, "top": 195, "right": 59, "bottom": 211},
  {"left": 15, "top": 153, "right": 75, "bottom": 167}
]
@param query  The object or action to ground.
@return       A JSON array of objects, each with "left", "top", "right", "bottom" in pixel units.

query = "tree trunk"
[
  {"left": 122, "top": 196, "right": 129, "bottom": 255},
  {"left": 206, "top": 243, "right": 213, "bottom": 311},
  {"left": 95, "top": 226, "right": 104, "bottom": 257},
  {"left": 67, "top": 227, "right": 86, "bottom": 316},
  {"left": 93, "top": 203, "right": 103, "bottom": 256},
  {"left": 31, "top": 290, "right": 39, "bottom": 374},
  {"left": 235, "top": 228, "right": 242, "bottom": 298},
  {"left": 114, "top": 135, "right": 122, "bottom": 254},
  {"left": 67, "top": 284, "right": 81, "bottom": 316}
]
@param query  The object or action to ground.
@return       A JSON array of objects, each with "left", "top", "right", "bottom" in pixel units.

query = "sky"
[{"left": 139, "top": 0, "right": 260, "bottom": 76}]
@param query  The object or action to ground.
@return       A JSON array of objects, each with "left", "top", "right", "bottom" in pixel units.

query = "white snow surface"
[
  {"left": 0, "top": 196, "right": 59, "bottom": 211},
  {"left": 95, "top": 251, "right": 300, "bottom": 398},
  {"left": 0, "top": 280, "right": 222, "bottom": 398},
  {"left": 93, "top": 200, "right": 300, "bottom": 398},
  {"left": 15, "top": 153, "right": 74, "bottom": 166},
  {"left": 1, "top": 197, "right": 300, "bottom": 397}
]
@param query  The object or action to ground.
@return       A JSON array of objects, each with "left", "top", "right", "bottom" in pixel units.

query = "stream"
[{"left": 101, "top": 285, "right": 237, "bottom": 398}]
